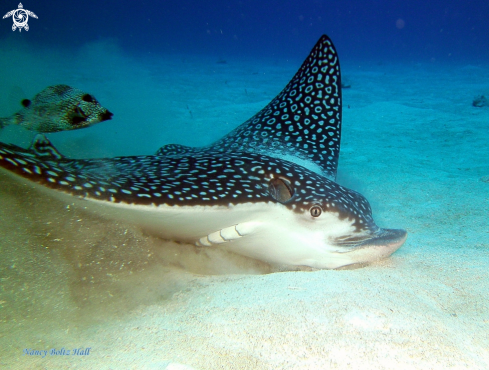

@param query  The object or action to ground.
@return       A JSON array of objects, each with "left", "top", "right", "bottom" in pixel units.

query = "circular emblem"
[
  {"left": 12, "top": 9, "right": 28, "bottom": 30},
  {"left": 2, "top": 3, "right": 38, "bottom": 32}
]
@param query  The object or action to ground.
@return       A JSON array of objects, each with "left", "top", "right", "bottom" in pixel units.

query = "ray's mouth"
[
  {"left": 335, "top": 228, "right": 407, "bottom": 252},
  {"left": 328, "top": 228, "right": 407, "bottom": 268},
  {"left": 355, "top": 228, "right": 407, "bottom": 250}
]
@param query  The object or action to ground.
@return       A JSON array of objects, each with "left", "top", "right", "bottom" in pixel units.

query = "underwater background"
[{"left": 0, "top": 0, "right": 488, "bottom": 369}]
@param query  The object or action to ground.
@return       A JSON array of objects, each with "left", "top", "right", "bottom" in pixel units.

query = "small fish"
[{"left": 0, "top": 84, "right": 113, "bottom": 133}]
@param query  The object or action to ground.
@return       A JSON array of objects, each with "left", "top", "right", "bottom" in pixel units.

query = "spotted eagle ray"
[{"left": 0, "top": 35, "right": 406, "bottom": 269}]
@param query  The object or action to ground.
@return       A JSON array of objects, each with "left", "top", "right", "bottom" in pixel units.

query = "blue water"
[
  {"left": 2, "top": 0, "right": 489, "bottom": 61},
  {"left": 1, "top": 1, "right": 488, "bottom": 369}
]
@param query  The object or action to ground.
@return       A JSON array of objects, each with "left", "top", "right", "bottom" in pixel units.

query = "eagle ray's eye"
[{"left": 310, "top": 205, "right": 322, "bottom": 217}]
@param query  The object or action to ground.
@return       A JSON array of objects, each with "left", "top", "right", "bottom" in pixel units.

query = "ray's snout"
[
  {"left": 354, "top": 228, "right": 407, "bottom": 261},
  {"left": 361, "top": 228, "right": 407, "bottom": 250},
  {"left": 331, "top": 228, "right": 407, "bottom": 269}
]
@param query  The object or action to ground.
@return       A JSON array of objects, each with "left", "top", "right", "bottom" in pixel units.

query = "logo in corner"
[{"left": 3, "top": 3, "right": 37, "bottom": 32}]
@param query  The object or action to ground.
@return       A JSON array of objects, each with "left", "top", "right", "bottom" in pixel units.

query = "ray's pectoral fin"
[
  {"left": 155, "top": 144, "right": 201, "bottom": 157},
  {"left": 209, "top": 34, "right": 342, "bottom": 180},
  {"left": 195, "top": 221, "right": 263, "bottom": 247}
]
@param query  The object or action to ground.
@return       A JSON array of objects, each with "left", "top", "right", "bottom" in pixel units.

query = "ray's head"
[{"left": 268, "top": 171, "right": 407, "bottom": 269}]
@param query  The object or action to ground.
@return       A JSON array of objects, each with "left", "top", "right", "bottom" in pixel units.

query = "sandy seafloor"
[{"left": 0, "top": 38, "right": 488, "bottom": 369}]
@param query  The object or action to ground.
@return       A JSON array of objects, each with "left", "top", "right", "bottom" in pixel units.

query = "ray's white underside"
[{"left": 3, "top": 169, "right": 402, "bottom": 269}]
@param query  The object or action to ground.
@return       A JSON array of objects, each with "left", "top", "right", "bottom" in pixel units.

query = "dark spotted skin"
[
  {"left": 0, "top": 35, "right": 382, "bottom": 239},
  {"left": 0, "top": 84, "right": 112, "bottom": 132},
  {"left": 157, "top": 35, "right": 342, "bottom": 180},
  {"left": 0, "top": 140, "right": 377, "bottom": 235}
]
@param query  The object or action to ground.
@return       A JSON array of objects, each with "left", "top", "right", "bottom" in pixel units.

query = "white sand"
[{"left": 0, "top": 39, "right": 488, "bottom": 369}]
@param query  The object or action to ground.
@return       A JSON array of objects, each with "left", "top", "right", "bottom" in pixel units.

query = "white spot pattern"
[
  {"left": 157, "top": 35, "right": 342, "bottom": 180},
  {"left": 0, "top": 35, "right": 379, "bottom": 235}
]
